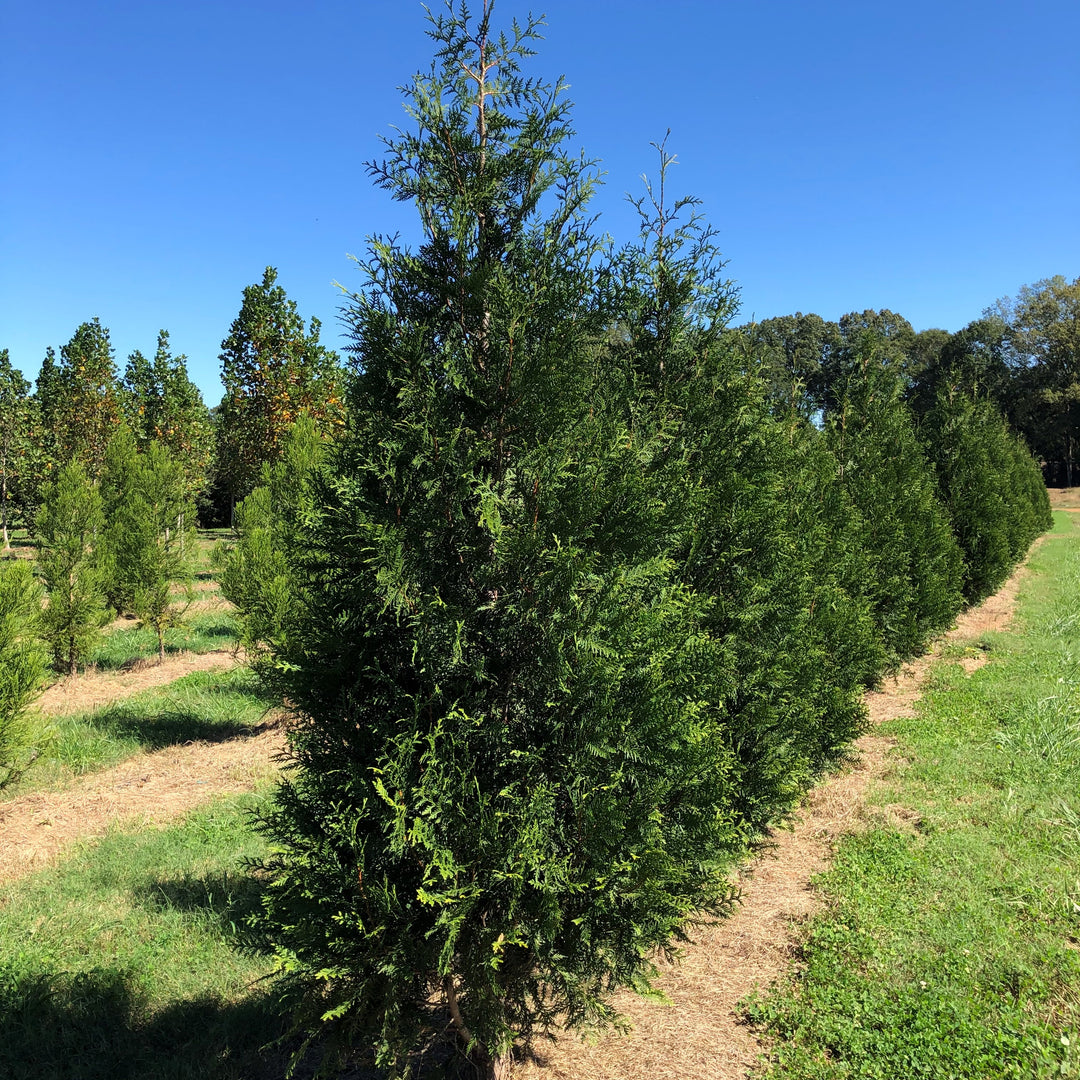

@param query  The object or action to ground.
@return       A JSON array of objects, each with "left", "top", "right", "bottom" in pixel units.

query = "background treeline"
[{"left": 0, "top": 272, "right": 1074, "bottom": 548}]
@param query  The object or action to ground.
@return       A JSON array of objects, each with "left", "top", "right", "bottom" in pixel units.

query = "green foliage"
[
  {"left": 922, "top": 391, "right": 1053, "bottom": 602},
  {"left": 101, "top": 433, "right": 197, "bottom": 661},
  {"left": 35, "top": 461, "right": 107, "bottom": 676},
  {"left": 995, "top": 275, "right": 1080, "bottom": 485},
  {"left": 746, "top": 513, "right": 1080, "bottom": 1079},
  {"left": 0, "top": 349, "right": 36, "bottom": 547},
  {"left": 47, "top": 319, "right": 123, "bottom": 478},
  {"left": 213, "top": 268, "right": 343, "bottom": 511},
  {"left": 123, "top": 330, "right": 214, "bottom": 508},
  {"left": 826, "top": 359, "right": 964, "bottom": 663},
  {"left": 0, "top": 560, "right": 46, "bottom": 789},
  {"left": 244, "top": 9, "right": 759, "bottom": 1076},
  {"left": 216, "top": 415, "right": 324, "bottom": 658},
  {"left": 607, "top": 141, "right": 880, "bottom": 829}
]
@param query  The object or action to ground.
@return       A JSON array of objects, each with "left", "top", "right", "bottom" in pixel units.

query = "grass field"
[
  {"left": 746, "top": 510, "right": 1080, "bottom": 1078},
  {"left": 3, "top": 515, "right": 1078, "bottom": 1077}
]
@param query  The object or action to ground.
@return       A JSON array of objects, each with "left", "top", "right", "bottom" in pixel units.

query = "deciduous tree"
[
  {"left": 214, "top": 269, "right": 343, "bottom": 510},
  {"left": 0, "top": 350, "right": 34, "bottom": 549},
  {"left": 123, "top": 330, "right": 214, "bottom": 505}
]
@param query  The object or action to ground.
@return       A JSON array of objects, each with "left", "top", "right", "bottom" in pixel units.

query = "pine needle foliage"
[
  {"left": 245, "top": 6, "right": 749, "bottom": 1076},
  {"left": 35, "top": 462, "right": 107, "bottom": 677},
  {"left": 0, "top": 560, "right": 46, "bottom": 789}
]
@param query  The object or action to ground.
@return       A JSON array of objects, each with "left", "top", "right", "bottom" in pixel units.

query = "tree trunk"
[
  {"left": 1, "top": 463, "right": 9, "bottom": 551},
  {"left": 158, "top": 626, "right": 166, "bottom": 665},
  {"left": 443, "top": 976, "right": 512, "bottom": 1079}
]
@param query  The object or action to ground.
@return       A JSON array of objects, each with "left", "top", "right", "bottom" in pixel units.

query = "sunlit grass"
[{"left": 746, "top": 511, "right": 1080, "bottom": 1078}]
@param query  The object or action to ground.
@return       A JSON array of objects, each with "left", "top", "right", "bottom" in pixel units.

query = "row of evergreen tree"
[
  {"left": 0, "top": 3, "right": 1059, "bottom": 1074},
  {"left": 201, "top": 8, "right": 1054, "bottom": 1077}
]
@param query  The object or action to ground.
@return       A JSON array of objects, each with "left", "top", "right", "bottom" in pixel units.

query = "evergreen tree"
[
  {"left": 36, "top": 462, "right": 107, "bottom": 676},
  {"left": 922, "top": 390, "right": 1052, "bottom": 602},
  {"left": 245, "top": 8, "right": 749, "bottom": 1075},
  {"left": 0, "top": 560, "right": 46, "bottom": 790},
  {"left": 825, "top": 356, "right": 964, "bottom": 663},
  {"left": 101, "top": 431, "right": 196, "bottom": 660},
  {"left": 608, "top": 144, "right": 881, "bottom": 829},
  {"left": 214, "top": 268, "right": 343, "bottom": 511},
  {"left": 216, "top": 414, "right": 325, "bottom": 659}
]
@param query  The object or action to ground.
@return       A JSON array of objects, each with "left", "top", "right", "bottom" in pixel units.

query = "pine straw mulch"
[
  {"left": 34, "top": 649, "right": 242, "bottom": 717},
  {"left": 0, "top": 723, "right": 284, "bottom": 883},
  {"left": 513, "top": 555, "right": 1034, "bottom": 1080}
]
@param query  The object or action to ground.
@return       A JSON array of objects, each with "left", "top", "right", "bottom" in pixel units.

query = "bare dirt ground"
[
  {"left": 515, "top": 557, "right": 1033, "bottom": 1080},
  {"left": 34, "top": 649, "right": 242, "bottom": 717},
  {"left": 1049, "top": 487, "right": 1080, "bottom": 510}
]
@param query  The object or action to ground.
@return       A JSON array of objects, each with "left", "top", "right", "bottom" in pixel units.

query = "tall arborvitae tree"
[
  {"left": 0, "top": 560, "right": 46, "bottom": 790},
  {"left": 0, "top": 350, "right": 34, "bottom": 549},
  {"left": 246, "top": 8, "right": 750, "bottom": 1076},
  {"left": 825, "top": 349, "right": 964, "bottom": 663},
  {"left": 36, "top": 462, "right": 107, "bottom": 676},
  {"left": 921, "top": 389, "right": 1051, "bottom": 602},
  {"left": 609, "top": 143, "right": 881, "bottom": 830},
  {"left": 123, "top": 330, "right": 214, "bottom": 506},
  {"left": 214, "top": 268, "right": 343, "bottom": 511}
]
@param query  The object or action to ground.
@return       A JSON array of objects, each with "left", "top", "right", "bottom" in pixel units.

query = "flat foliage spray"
[{"left": 248, "top": 5, "right": 747, "bottom": 1076}]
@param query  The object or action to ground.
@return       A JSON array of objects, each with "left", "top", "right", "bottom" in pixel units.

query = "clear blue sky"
[{"left": 3, "top": 0, "right": 1077, "bottom": 406}]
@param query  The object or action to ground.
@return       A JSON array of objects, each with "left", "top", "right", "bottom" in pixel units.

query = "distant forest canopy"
[{"left": 0, "top": 271, "right": 1076, "bottom": 540}]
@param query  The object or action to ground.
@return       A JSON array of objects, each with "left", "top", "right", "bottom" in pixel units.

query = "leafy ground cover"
[{"left": 746, "top": 510, "right": 1080, "bottom": 1078}]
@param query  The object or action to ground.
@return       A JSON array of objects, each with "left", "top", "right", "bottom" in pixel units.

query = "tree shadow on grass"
[
  {"left": 0, "top": 968, "right": 288, "bottom": 1080},
  {"left": 134, "top": 869, "right": 265, "bottom": 938},
  {"left": 86, "top": 705, "right": 257, "bottom": 749}
]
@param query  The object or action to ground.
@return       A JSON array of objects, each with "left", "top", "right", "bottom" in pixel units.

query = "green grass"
[
  {"left": 89, "top": 610, "right": 239, "bottom": 670},
  {"left": 5, "top": 667, "right": 276, "bottom": 799},
  {"left": 0, "top": 795, "right": 288, "bottom": 1080},
  {"left": 745, "top": 510, "right": 1080, "bottom": 1079}
]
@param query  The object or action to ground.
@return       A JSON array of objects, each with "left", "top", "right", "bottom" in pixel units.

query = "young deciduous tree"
[
  {"left": 245, "top": 7, "right": 749, "bottom": 1076},
  {"left": 994, "top": 275, "right": 1080, "bottom": 486},
  {"left": 214, "top": 268, "right": 343, "bottom": 510},
  {"left": 0, "top": 560, "right": 46, "bottom": 790},
  {"left": 36, "top": 462, "right": 107, "bottom": 676}
]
